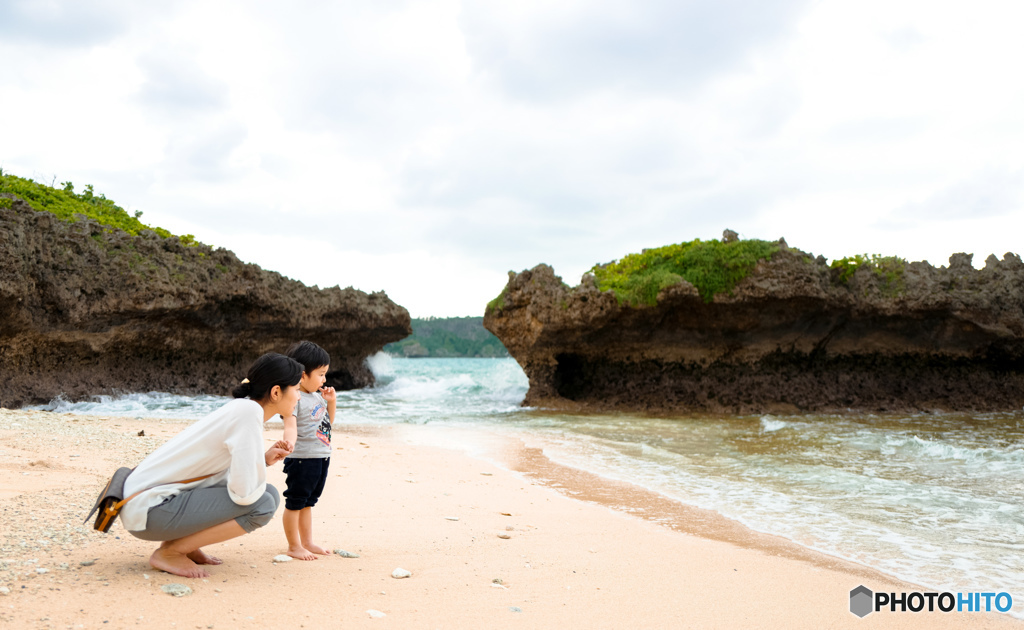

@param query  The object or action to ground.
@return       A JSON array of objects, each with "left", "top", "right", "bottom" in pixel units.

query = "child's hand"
[
  {"left": 320, "top": 386, "right": 336, "bottom": 403},
  {"left": 273, "top": 439, "right": 294, "bottom": 454}
]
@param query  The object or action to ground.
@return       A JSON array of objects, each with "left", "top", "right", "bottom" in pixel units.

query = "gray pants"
[{"left": 128, "top": 484, "right": 280, "bottom": 542}]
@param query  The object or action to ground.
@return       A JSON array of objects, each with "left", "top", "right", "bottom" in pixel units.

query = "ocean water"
[{"left": 36, "top": 356, "right": 1024, "bottom": 606}]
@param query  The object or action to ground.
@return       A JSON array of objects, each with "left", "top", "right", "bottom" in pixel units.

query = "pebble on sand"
[
  {"left": 391, "top": 568, "right": 412, "bottom": 579},
  {"left": 272, "top": 555, "right": 293, "bottom": 563},
  {"left": 445, "top": 516, "right": 459, "bottom": 521},
  {"left": 497, "top": 533, "right": 511, "bottom": 539},
  {"left": 161, "top": 584, "right": 193, "bottom": 597},
  {"left": 80, "top": 559, "right": 97, "bottom": 567},
  {"left": 0, "top": 587, "right": 10, "bottom": 596},
  {"left": 367, "top": 610, "right": 386, "bottom": 619},
  {"left": 334, "top": 549, "right": 360, "bottom": 558}
]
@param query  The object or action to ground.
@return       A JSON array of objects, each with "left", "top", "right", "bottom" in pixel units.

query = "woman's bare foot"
[
  {"left": 186, "top": 548, "right": 223, "bottom": 565},
  {"left": 287, "top": 546, "right": 319, "bottom": 561},
  {"left": 150, "top": 548, "right": 209, "bottom": 578},
  {"left": 303, "top": 543, "right": 329, "bottom": 555}
]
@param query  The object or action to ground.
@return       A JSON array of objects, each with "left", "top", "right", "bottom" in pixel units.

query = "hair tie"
[{"left": 241, "top": 378, "right": 250, "bottom": 384}]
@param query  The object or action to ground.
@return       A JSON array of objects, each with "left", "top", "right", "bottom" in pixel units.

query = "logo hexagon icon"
[{"left": 850, "top": 585, "right": 874, "bottom": 618}]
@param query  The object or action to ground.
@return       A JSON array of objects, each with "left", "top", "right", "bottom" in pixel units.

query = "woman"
[{"left": 120, "top": 353, "right": 302, "bottom": 578}]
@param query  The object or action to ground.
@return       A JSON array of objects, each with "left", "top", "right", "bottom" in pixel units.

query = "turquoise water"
[{"left": 36, "top": 356, "right": 1024, "bottom": 609}]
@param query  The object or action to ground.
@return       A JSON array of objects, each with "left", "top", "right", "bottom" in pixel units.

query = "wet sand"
[{"left": 0, "top": 408, "right": 1019, "bottom": 629}]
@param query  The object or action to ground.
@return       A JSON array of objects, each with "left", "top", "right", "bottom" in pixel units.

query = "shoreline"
[{"left": 1, "top": 408, "right": 1019, "bottom": 628}]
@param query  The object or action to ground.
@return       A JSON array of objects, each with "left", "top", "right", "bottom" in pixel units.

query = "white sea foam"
[
  {"left": 383, "top": 374, "right": 476, "bottom": 399},
  {"left": 30, "top": 392, "right": 228, "bottom": 419},
  {"left": 365, "top": 352, "right": 394, "bottom": 381},
  {"left": 760, "top": 416, "right": 788, "bottom": 432}
]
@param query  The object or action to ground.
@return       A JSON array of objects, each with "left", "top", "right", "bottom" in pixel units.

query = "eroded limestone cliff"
[
  {"left": 0, "top": 198, "right": 411, "bottom": 407},
  {"left": 484, "top": 240, "right": 1024, "bottom": 413}
]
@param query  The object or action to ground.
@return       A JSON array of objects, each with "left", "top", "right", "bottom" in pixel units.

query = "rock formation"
[
  {"left": 484, "top": 239, "right": 1024, "bottom": 414},
  {"left": 0, "top": 197, "right": 411, "bottom": 407}
]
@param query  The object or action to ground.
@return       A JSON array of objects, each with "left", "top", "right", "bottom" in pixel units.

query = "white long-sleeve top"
[{"left": 120, "top": 398, "right": 267, "bottom": 532}]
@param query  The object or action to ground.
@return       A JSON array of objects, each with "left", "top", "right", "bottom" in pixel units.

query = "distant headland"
[
  {"left": 484, "top": 230, "right": 1024, "bottom": 414},
  {"left": 384, "top": 317, "right": 507, "bottom": 358}
]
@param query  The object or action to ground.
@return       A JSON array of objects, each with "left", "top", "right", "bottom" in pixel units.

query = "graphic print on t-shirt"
[{"left": 309, "top": 400, "right": 331, "bottom": 447}]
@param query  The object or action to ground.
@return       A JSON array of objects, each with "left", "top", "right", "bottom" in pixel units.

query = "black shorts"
[{"left": 282, "top": 457, "right": 330, "bottom": 511}]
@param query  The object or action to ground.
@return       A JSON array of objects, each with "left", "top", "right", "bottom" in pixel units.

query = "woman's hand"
[{"left": 265, "top": 440, "right": 292, "bottom": 466}]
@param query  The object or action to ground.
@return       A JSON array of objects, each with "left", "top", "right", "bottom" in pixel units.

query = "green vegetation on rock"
[
  {"left": 591, "top": 238, "right": 780, "bottom": 306},
  {"left": 0, "top": 169, "right": 198, "bottom": 245},
  {"left": 384, "top": 317, "right": 508, "bottom": 358},
  {"left": 486, "top": 288, "right": 507, "bottom": 313},
  {"left": 830, "top": 254, "right": 907, "bottom": 295}
]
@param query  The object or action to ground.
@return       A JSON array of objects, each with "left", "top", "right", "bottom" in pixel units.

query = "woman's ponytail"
[
  {"left": 232, "top": 353, "right": 302, "bottom": 400},
  {"left": 231, "top": 379, "right": 253, "bottom": 398}
]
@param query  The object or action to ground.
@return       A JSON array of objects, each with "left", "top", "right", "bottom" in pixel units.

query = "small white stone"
[
  {"left": 334, "top": 549, "right": 360, "bottom": 558},
  {"left": 497, "top": 533, "right": 511, "bottom": 539},
  {"left": 480, "top": 472, "right": 492, "bottom": 476},
  {"left": 36, "top": 568, "right": 49, "bottom": 574},
  {"left": 272, "top": 555, "right": 292, "bottom": 563},
  {"left": 143, "top": 574, "right": 150, "bottom": 580},
  {"left": 367, "top": 610, "right": 386, "bottom": 619},
  {"left": 0, "top": 587, "right": 10, "bottom": 596},
  {"left": 391, "top": 568, "right": 412, "bottom": 579},
  {"left": 445, "top": 516, "right": 459, "bottom": 521},
  {"left": 161, "top": 583, "right": 192, "bottom": 597}
]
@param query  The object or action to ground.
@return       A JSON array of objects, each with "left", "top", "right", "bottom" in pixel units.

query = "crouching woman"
[{"left": 120, "top": 353, "right": 302, "bottom": 578}]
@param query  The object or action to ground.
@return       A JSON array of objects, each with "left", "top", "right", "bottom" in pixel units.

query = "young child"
[{"left": 281, "top": 340, "right": 337, "bottom": 560}]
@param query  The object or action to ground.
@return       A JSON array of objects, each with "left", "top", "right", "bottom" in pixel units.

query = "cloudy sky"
[{"left": 2, "top": 1, "right": 1023, "bottom": 316}]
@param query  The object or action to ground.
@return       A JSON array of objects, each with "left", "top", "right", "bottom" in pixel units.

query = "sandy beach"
[{"left": 0, "top": 407, "right": 1019, "bottom": 629}]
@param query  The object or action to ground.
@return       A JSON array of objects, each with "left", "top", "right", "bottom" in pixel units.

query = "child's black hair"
[
  {"left": 232, "top": 353, "right": 303, "bottom": 400},
  {"left": 285, "top": 340, "right": 331, "bottom": 374}
]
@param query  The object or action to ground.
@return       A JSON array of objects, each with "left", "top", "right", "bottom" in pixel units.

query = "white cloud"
[
  {"left": 2, "top": 0, "right": 1024, "bottom": 315},
  {"left": 459, "top": 0, "right": 810, "bottom": 100}
]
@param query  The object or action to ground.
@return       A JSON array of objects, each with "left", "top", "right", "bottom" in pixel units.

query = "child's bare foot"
[
  {"left": 287, "top": 546, "right": 319, "bottom": 561},
  {"left": 186, "top": 548, "right": 223, "bottom": 565},
  {"left": 303, "top": 543, "right": 329, "bottom": 555},
  {"left": 150, "top": 548, "right": 209, "bottom": 578}
]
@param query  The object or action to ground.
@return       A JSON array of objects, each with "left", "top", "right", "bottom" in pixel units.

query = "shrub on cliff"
[
  {"left": 0, "top": 170, "right": 197, "bottom": 245},
  {"left": 830, "top": 253, "right": 907, "bottom": 295},
  {"left": 591, "top": 238, "right": 780, "bottom": 306}
]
